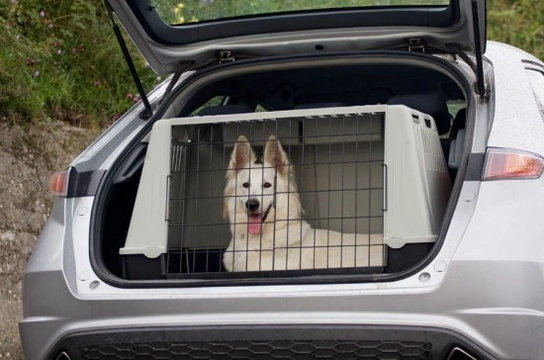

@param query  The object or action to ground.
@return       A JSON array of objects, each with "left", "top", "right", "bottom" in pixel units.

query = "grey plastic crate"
[{"left": 120, "top": 105, "right": 451, "bottom": 274}]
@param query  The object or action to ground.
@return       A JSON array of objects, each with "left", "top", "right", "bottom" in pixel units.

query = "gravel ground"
[{"left": 0, "top": 120, "right": 99, "bottom": 359}]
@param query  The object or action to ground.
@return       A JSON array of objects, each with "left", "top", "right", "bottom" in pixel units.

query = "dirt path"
[{"left": 0, "top": 120, "right": 99, "bottom": 359}]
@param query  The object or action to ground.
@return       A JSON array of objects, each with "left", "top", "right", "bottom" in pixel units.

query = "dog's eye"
[
  {"left": 263, "top": 182, "right": 272, "bottom": 188},
  {"left": 242, "top": 182, "right": 250, "bottom": 188}
]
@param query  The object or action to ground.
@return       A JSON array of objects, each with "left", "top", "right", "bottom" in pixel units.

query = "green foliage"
[
  {"left": 487, "top": 0, "right": 544, "bottom": 60},
  {"left": 0, "top": 0, "right": 541, "bottom": 127},
  {"left": 153, "top": 0, "right": 449, "bottom": 25},
  {"left": 0, "top": 0, "right": 157, "bottom": 126}
]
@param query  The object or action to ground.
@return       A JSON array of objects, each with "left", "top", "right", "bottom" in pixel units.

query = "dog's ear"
[
  {"left": 229, "top": 135, "right": 255, "bottom": 172},
  {"left": 264, "top": 135, "right": 289, "bottom": 175}
]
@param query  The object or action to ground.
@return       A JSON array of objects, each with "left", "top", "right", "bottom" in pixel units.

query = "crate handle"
[
  {"left": 382, "top": 164, "right": 388, "bottom": 212},
  {"left": 165, "top": 175, "right": 172, "bottom": 221}
]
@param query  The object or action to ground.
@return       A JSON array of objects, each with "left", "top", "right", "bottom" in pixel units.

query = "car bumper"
[{"left": 20, "top": 258, "right": 544, "bottom": 360}]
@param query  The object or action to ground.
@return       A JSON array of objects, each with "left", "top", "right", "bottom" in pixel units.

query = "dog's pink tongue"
[{"left": 248, "top": 215, "right": 262, "bottom": 235}]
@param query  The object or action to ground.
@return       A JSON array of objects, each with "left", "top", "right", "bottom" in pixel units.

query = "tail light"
[
  {"left": 483, "top": 147, "right": 544, "bottom": 180},
  {"left": 49, "top": 170, "right": 70, "bottom": 197}
]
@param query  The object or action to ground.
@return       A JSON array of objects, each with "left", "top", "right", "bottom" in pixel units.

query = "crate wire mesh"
[
  {"left": 121, "top": 105, "right": 451, "bottom": 278},
  {"left": 167, "top": 113, "right": 385, "bottom": 274}
]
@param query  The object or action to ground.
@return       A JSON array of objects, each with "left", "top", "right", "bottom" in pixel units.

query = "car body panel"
[
  {"left": 20, "top": 242, "right": 544, "bottom": 360},
  {"left": 485, "top": 42, "right": 544, "bottom": 154}
]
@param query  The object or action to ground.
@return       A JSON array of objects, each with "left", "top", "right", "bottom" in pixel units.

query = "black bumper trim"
[
  {"left": 67, "top": 168, "right": 106, "bottom": 198},
  {"left": 47, "top": 325, "right": 496, "bottom": 360}
]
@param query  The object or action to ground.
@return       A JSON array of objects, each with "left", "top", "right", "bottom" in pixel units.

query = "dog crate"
[{"left": 119, "top": 105, "right": 451, "bottom": 278}]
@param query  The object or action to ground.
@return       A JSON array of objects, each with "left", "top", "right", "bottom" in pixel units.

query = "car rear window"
[{"left": 151, "top": 0, "right": 451, "bottom": 26}]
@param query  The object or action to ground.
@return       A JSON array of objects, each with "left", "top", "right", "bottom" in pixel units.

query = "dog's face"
[
  {"left": 233, "top": 162, "right": 276, "bottom": 235},
  {"left": 224, "top": 135, "right": 290, "bottom": 235}
]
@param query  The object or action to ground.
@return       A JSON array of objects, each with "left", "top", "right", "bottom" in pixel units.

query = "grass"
[
  {"left": 487, "top": 0, "right": 544, "bottom": 60},
  {"left": 0, "top": 0, "right": 542, "bottom": 128},
  {"left": 0, "top": 0, "right": 158, "bottom": 127}
]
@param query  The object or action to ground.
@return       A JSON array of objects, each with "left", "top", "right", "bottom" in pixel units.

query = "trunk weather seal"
[{"left": 90, "top": 51, "right": 475, "bottom": 288}]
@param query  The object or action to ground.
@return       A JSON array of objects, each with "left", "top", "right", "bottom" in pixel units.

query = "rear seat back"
[{"left": 197, "top": 104, "right": 254, "bottom": 116}]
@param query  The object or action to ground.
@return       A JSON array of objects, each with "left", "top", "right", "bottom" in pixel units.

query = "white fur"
[{"left": 223, "top": 135, "right": 383, "bottom": 272}]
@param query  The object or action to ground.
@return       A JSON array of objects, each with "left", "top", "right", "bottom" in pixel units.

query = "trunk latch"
[{"left": 408, "top": 38, "right": 426, "bottom": 53}]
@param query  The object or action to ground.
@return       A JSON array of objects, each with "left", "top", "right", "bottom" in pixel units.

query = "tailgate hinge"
[
  {"left": 452, "top": 49, "right": 490, "bottom": 101},
  {"left": 219, "top": 50, "right": 235, "bottom": 64}
]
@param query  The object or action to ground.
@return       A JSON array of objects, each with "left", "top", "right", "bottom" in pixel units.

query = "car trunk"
[{"left": 96, "top": 54, "right": 470, "bottom": 283}]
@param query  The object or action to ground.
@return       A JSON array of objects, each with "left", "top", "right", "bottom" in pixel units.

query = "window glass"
[{"left": 151, "top": 0, "right": 450, "bottom": 25}]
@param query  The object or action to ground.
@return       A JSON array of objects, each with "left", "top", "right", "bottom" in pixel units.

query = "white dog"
[{"left": 222, "top": 135, "right": 383, "bottom": 272}]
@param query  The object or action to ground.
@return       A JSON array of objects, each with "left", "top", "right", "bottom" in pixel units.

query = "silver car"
[{"left": 20, "top": 0, "right": 544, "bottom": 359}]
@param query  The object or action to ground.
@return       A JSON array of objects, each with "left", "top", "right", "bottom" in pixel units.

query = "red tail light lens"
[
  {"left": 483, "top": 147, "right": 544, "bottom": 180},
  {"left": 49, "top": 170, "right": 69, "bottom": 197}
]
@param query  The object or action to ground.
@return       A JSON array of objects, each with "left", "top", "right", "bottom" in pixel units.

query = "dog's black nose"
[{"left": 246, "top": 199, "right": 260, "bottom": 212}]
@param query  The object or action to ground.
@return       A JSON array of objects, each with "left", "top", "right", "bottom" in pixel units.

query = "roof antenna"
[{"left": 104, "top": 1, "right": 153, "bottom": 119}]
